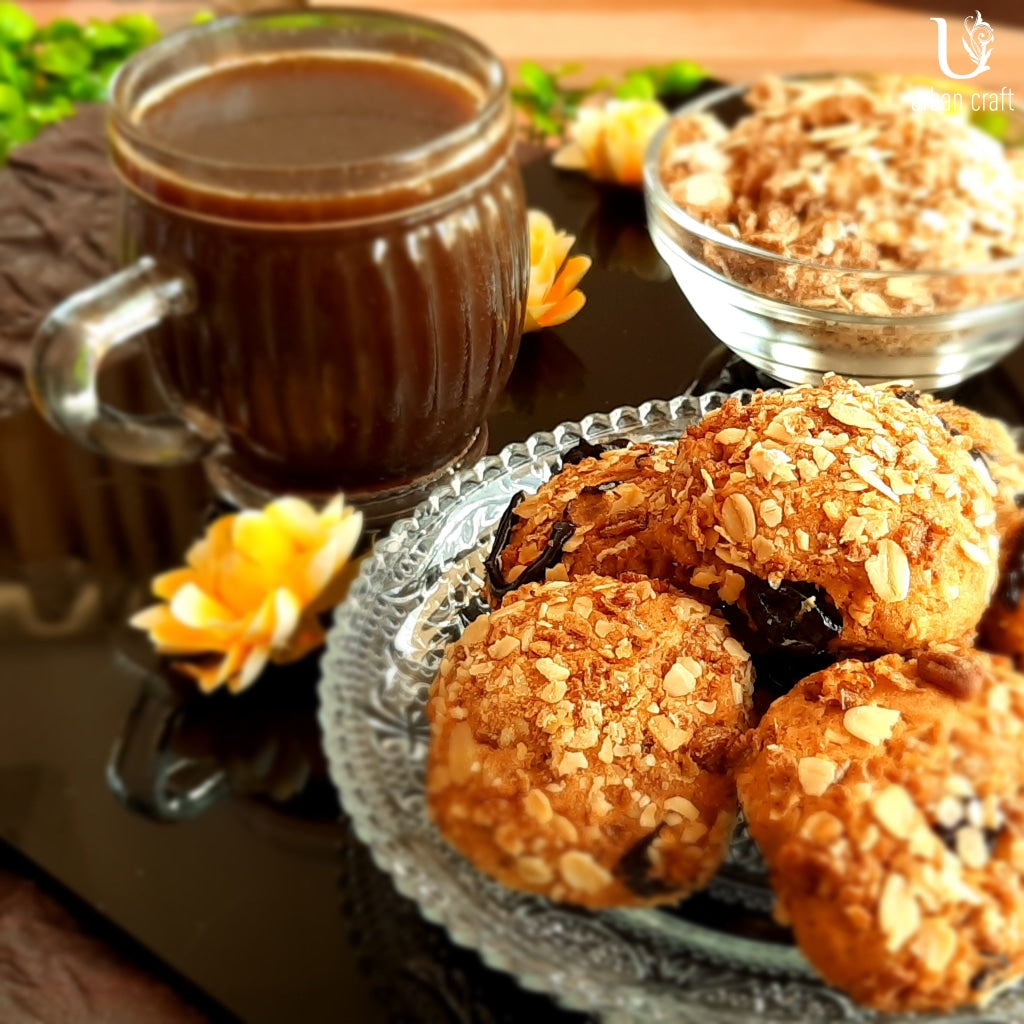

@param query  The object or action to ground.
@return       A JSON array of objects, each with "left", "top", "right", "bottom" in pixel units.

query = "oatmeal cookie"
[
  {"left": 664, "top": 375, "right": 999, "bottom": 652},
  {"left": 427, "top": 574, "right": 753, "bottom": 909},
  {"left": 983, "top": 556, "right": 1024, "bottom": 668},
  {"left": 918, "top": 395, "right": 1024, "bottom": 664},
  {"left": 915, "top": 392, "right": 1024, "bottom": 541},
  {"left": 485, "top": 440, "right": 688, "bottom": 604},
  {"left": 738, "top": 649, "right": 1024, "bottom": 1013}
]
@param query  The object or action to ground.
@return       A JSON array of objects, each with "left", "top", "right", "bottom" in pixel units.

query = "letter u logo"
[{"left": 931, "top": 11, "right": 994, "bottom": 80}]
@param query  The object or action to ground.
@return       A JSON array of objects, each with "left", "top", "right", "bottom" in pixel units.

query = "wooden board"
[{"left": 17, "top": 0, "right": 1024, "bottom": 95}]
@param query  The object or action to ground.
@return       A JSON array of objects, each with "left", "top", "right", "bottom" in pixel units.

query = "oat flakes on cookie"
[
  {"left": 914, "top": 392, "right": 1024, "bottom": 542},
  {"left": 485, "top": 440, "right": 686, "bottom": 604},
  {"left": 664, "top": 374, "right": 999, "bottom": 652},
  {"left": 917, "top": 395, "right": 1024, "bottom": 664},
  {"left": 427, "top": 573, "right": 753, "bottom": 909},
  {"left": 738, "top": 649, "right": 1024, "bottom": 1013}
]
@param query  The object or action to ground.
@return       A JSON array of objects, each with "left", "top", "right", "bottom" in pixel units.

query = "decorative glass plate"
[{"left": 319, "top": 393, "right": 1024, "bottom": 1024}]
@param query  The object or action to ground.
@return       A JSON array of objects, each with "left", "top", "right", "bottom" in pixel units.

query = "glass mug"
[{"left": 28, "top": 9, "right": 528, "bottom": 524}]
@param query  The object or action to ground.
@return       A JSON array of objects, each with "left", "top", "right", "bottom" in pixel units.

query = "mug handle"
[
  {"left": 107, "top": 674, "right": 230, "bottom": 822},
  {"left": 27, "top": 256, "right": 212, "bottom": 464}
]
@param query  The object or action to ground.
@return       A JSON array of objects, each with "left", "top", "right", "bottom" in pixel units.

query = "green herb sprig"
[
  {"left": 0, "top": 2, "right": 160, "bottom": 163},
  {"left": 512, "top": 58, "right": 707, "bottom": 140}
]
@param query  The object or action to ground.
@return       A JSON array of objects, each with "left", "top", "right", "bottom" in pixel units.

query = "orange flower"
[
  {"left": 525, "top": 209, "right": 592, "bottom": 332},
  {"left": 554, "top": 99, "right": 668, "bottom": 187},
  {"left": 131, "top": 495, "right": 362, "bottom": 694}
]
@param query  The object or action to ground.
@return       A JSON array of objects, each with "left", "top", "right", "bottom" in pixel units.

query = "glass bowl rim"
[{"left": 642, "top": 75, "right": 1024, "bottom": 282}]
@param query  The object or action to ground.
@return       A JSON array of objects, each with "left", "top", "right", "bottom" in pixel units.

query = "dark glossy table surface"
[{"left": 3, "top": 153, "right": 1024, "bottom": 1024}]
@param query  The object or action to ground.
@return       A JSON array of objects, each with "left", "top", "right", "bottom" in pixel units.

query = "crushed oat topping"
[
  {"left": 669, "top": 375, "right": 999, "bottom": 652},
  {"left": 428, "top": 574, "right": 754, "bottom": 910},
  {"left": 738, "top": 650, "right": 1024, "bottom": 1013},
  {"left": 659, "top": 75, "right": 1024, "bottom": 319}
]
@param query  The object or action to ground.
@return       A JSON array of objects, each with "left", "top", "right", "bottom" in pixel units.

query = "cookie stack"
[{"left": 426, "top": 373, "right": 1024, "bottom": 1013}]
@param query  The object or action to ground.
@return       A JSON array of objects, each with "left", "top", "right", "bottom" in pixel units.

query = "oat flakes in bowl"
[{"left": 643, "top": 74, "right": 1024, "bottom": 389}]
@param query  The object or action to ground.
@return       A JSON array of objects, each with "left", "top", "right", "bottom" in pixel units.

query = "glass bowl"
[
  {"left": 643, "top": 79, "right": 1024, "bottom": 390},
  {"left": 319, "top": 393, "right": 1024, "bottom": 1023}
]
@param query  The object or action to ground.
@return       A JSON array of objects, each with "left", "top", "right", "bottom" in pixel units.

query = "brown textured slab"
[
  {"left": 0, "top": 105, "right": 116, "bottom": 377},
  {"left": 0, "top": 866, "right": 208, "bottom": 1024}
]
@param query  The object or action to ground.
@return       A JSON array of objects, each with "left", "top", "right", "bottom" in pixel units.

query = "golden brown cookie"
[
  {"left": 664, "top": 375, "right": 999, "bottom": 653},
  {"left": 917, "top": 393, "right": 1024, "bottom": 542},
  {"left": 921, "top": 395, "right": 1024, "bottom": 664},
  {"left": 738, "top": 649, "right": 1024, "bottom": 1013},
  {"left": 427, "top": 573, "right": 753, "bottom": 909},
  {"left": 484, "top": 440, "right": 688, "bottom": 604}
]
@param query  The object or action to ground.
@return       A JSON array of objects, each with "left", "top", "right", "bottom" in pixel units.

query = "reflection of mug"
[
  {"left": 29, "top": 10, "right": 528, "bottom": 524},
  {"left": 108, "top": 644, "right": 332, "bottom": 822}
]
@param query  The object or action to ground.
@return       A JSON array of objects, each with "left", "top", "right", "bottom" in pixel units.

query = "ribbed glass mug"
[{"left": 28, "top": 9, "right": 528, "bottom": 524}]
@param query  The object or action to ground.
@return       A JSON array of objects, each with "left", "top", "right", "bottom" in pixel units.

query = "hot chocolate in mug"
[{"left": 29, "top": 9, "right": 528, "bottom": 523}]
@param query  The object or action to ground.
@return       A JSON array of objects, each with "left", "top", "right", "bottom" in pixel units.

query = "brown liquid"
[
  {"left": 139, "top": 54, "right": 478, "bottom": 166},
  {"left": 116, "top": 52, "right": 526, "bottom": 497}
]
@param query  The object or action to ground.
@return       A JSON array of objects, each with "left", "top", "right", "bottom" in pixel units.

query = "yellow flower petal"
[
  {"left": 331, "top": 508, "right": 363, "bottom": 562},
  {"left": 134, "top": 494, "right": 362, "bottom": 694},
  {"left": 244, "top": 593, "right": 278, "bottom": 641},
  {"left": 303, "top": 539, "right": 339, "bottom": 603},
  {"left": 215, "top": 644, "right": 249, "bottom": 689},
  {"left": 318, "top": 493, "right": 346, "bottom": 526},
  {"left": 273, "top": 615, "right": 326, "bottom": 663},
  {"left": 269, "top": 588, "right": 302, "bottom": 649},
  {"left": 546, "top": 254, "right": 593, "bottom": 303},
  {"left": 233, "top": 645, "right": 270, "bottom": 694},
  {"left": 129, "top": 605, "right": 167, "bottom": 633},
  {"left": 213, "top": 551, "right": 281, "bottom": 616},
  {"left": 530, "top": 288, "right": 587, "bottom": 330},
  {"left": 132, "top": 605, "right": 225, "bottom": 656},
  {"left": 178, "top": 659, "right": 225, "bottom": 694},
  {"left": 551, "top": 140, "right": 588, "bottom": 172},
  {"left": 187, "top": 516, "right": 232, "bottom": 568},
  {"left": 152, "top": 567, "right": 195, "bottom": 601},
  {"left": 524, "top": 209, "right": 591, "bottom": 334},
  {"left": 170, "top": 583, "right": 236, "bottom": 630},
  {"left": 554, "top": 99, "right": 668, "bottom": 187},
  {"left": 265, "top": 496, "right": 323, "bottom": 547},
  {"left": 311, "top": 553, "right": 364, "bottom": 614},
  {"left": 232, "top": 511, "right": 296, "bottom": 569}
]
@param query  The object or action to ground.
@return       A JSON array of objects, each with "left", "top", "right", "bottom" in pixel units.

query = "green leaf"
[
  {"left": 1, "top": 109, "right": 35, "bottom": 144},
  {"left": 0, "top": 79, "right": 23, "bottom": 115},
  {"left": 615, "top": 71, "right": 657, "bottom": 100},
  {"left": 0, "top": 5, "right": 162, "bottom": 165},
  {"left": 518, "top": 61, "right": 556, "bottom": 105},
  {"left": 65, "top": 72, "right": 106, "bottom": 102},
  {"left": 0, "top": 3, "right": 34, "bottom": 45},
  {"left": 84, "top": 19, "right": 129, "bottom": 52},
  {"left": 34, "top": 38, "right": 91, "bottom": 78},
  {"left": 0, "top": 45, "right": 26, "bottom": 89},
  {"left": 27, "top": 93, "right": 73, "bottom": 126},
  {"left": 97, "top": 58, "right": 125, "bottom": 88},
  {"left": 530, "top": 109, "right": 560, "bottom": 136},
  {"left": 658, "top": 59, "right": 706, "bottom": 96},
  {"left": 972, "top": 109, "right": 1010, "bottom": 142},
  {"left": 37, "top": 17, "right": 83, "bottom": 42},
  {"left": 192, "top": 10, "right": 216, "bottom": 26},
  {"left": 112, "top": 13, "right": 161, "bottom": 48}
]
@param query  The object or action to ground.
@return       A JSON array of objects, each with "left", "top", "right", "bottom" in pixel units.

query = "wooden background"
[{"left": 18, "top": 0, "right": 1024, "bottom": 95}]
